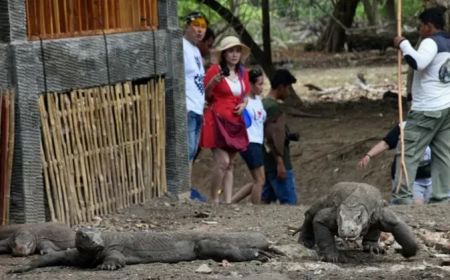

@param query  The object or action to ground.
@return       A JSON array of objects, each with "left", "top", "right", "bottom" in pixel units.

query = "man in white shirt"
[
  {"left": 392, "top": 7, "right": 450, "bottom": 204},
  {"left": 184, "top": 12, "right": 207, "bottom": 163}
]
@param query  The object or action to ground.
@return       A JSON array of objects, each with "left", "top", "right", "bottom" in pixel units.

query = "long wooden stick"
[{"left": 395, "top": 0, "right": 409, "bottom": 194}]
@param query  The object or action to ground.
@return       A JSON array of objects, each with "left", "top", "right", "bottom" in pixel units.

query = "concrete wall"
[{"left": 2, "top": 0, "right": 188, "bottom": 223}]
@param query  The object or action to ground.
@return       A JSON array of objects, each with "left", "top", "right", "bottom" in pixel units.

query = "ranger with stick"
[{"left": 392, "top": 6, "right": 450, "bottom": 204}]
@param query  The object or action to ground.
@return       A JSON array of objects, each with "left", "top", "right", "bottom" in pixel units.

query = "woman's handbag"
[
  {"left": 213, "top": 110, "right": 249, "bottom": 151},
  {"left": 242, "top": 108, "right": 252, "bottom": 128}
]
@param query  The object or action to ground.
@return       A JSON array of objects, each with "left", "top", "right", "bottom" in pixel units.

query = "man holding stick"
[{"left": 392, "top": 6, "right": 450, "bottom": 204}]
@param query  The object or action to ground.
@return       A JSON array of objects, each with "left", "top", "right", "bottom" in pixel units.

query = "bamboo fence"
[
  {"left": 40, "top": 78, "right": 166, "bottom": 225},
  {"left": 0, "top": 89, "right": 15, "bottom": 225},
  {"left": 26, "top": 0, "right": 159, "bottom": 40}
]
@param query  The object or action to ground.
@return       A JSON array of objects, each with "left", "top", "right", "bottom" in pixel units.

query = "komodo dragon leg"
[
  {"left": 297, "top": 196, "right": 329, "bottom": 248},
  {"left": 300, "top": 211, "right": 315, "bottom": 248},
  {"left": 8, "top": 249, "right": 91, "bottom": 273},
  {"left": 37, "top": 240, "right": 61, "bottom": 255},
  {"left": 195, "top": 239, "right": 271, "bottom": 262},
  {"left": 379, "top": 208, "right": 418, "bottom": 258},
  {"left": 97, "top": 250, "right": 126, "bottom": 270},
  {"left": 0, "top": 238, "right": 11, "bottom": 254},
  {"left": 313, "top": 207, "right": 346, "bottom": 263},
  {"left": 362, "top": 226, "right": 385, "bottom": 254}
]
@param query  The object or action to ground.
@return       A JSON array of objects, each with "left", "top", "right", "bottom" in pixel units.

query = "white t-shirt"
[
  {"left": 183, "top": 37, "right": 205, "bottom": 115},
  {"left": 245, "top": 96, "right": 266, "bottom": 144},
  {"left": 400, "top": 37, "right": 450, "bottom": 111}
]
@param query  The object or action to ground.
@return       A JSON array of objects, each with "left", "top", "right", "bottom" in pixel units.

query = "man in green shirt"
[{"left": 262, "top": 69, "right": 298, "bottom": 205}]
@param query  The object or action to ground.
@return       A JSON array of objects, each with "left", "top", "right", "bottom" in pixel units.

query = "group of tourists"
[
  {"left": 359, "top": 6, "right": 450, "bottom": 205},
  {"left": 183, "top": 11, "right": 298, "bottom": 205},
  {"left": 183, "top": 6, "right": 450, "bottom": 206}
]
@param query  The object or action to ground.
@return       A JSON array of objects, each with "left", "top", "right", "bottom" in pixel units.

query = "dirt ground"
[{"left": 1, "top": 51, "right": 450, "bottom": 279}]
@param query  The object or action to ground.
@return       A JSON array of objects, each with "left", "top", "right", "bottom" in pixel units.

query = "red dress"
[{"left": 200, "top": 64, "right": 251, "bottom": 149}]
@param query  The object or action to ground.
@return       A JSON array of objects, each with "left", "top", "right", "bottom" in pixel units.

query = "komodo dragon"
[
  {"left": 9, "top": 228, "right": 271, "bottom": 272},
  {"left": 295, "top": 182, "right": 418, "bottom": 262},
  {"left": 0, "top": 223, "right": 75, "bottom": 257}
]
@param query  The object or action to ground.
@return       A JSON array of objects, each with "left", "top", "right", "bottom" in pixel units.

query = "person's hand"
[
  {"left": 211, "top": 72, "right": 223, "bottom": 85},
  {"left": 393, "top": 36, "right": 406, "bottom": 48},
  {"left": 234, "top": 103, "right": 245, "bottom": 115},
  {"left": 358, "top": 154, "right": 371, "bottom": 168},
  {"left": 276, "top": 159, "right": 287, "bottom": 179}
]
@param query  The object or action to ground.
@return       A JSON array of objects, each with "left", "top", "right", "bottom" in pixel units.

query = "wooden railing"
[{"left": 26, "top": 0, "right": 159, "bottom": 40}]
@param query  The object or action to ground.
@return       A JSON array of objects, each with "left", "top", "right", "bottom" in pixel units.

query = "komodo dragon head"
[
  {"left": 337, "top": 203, "right": 370, "bottom": 240},
  {"left": 10, "top": 231, "right": 36, "bottom": 257},
  {"left": 75, "top": 228, "right": 104, "bottom": 253}
]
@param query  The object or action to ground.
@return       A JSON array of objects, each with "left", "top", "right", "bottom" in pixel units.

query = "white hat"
[{"left": 210, "top": 35, "right": 251, "bottom": 63}]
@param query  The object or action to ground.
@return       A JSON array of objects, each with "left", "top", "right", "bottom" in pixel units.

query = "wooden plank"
[
  {"left": 39, "top": 96, "right": 62, "bottom": 222},
  {"left": 105, "top": 85, "right": 123, "bottom": 209},
  {"left": 98, "top": 86, "right": 115, "bottom": 212},
  {"left": 47, "top": 94, "right": 70, "bottom": 223},
  {"left": 71, "top": 90, "right": 93, "bottom": 221},
  {"left": 151, "top": 0, "right": 158, "bottom": 27},
  {"left": 144, "top": 81, "right": 153, "bottom": 200},
  {"left": 4, "top": 92, "right": 14, "bottom": 223},
  {"left": 61, "top": 0, "right": 69, "bottom": 34},
  {"left": 63, "top": 94, "right": 87, "bottom": 222},
  {"left": 52, "top": 0, "right": 61, "bottom": 34},
  {"left": 135, "top": 84, "right": 144, "bottom": 203},
  {"left": 158, "top": 78, "right": 167, "bottom": 194},
  {"left": 0, "top": 93, "right": 6, "bottom": 224},
  {"left": 124, "top": 82, "right": 138, "bottom": 203},
  {"left": 54, "top": 93, "right": 83, "bottom": 225},
  {"left": 114, "top": 83, "right": 127, "bottom": 209},
  {"left": 103, "top": 0, "right": 109, "bottom": 29},
  {"left": 87, "top": 88, "right": 108, "bottom": 215},
  {"left": 75, "top": 0, "right": 82, "bottom": 33}
]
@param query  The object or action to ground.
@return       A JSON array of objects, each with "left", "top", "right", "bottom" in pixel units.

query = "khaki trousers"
[{"left": 392, "top": 108, "right": 450, "bottom": 204}]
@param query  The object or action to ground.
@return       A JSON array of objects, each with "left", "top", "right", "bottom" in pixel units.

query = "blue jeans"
[
  {"left": 187, "top": 111, "right": 203, "bottom": 162},
  {"left": 262, "top": 169, "right": 297, "bottom": 205}
]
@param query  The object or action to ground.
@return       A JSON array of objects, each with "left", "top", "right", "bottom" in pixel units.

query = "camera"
[{"left": 288, "top": 132, "right": 300, "bottom": 142}]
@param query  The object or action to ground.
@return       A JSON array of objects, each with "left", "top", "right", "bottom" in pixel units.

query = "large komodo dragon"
[
  {"left": 10, "top": 228, "right": 270, "bottom": 273},
  {"left": 0, "top": 223, "right": 75, "bottom": 257},
  {"left": 295, "top": 182, "right": 418, "bottom": 262}
]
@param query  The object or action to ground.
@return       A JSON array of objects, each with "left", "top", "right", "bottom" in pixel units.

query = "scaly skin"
[
  {"left": 9, "top": 230, "right": 271, "bottom": 273},
  {"left": 296, "top": 182, "right": 418, "bottom": 262},
  {"left": 0, "top": 223, "right": 75, "bottom": 256}
]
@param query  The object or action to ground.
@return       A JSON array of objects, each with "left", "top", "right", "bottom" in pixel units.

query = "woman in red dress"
[{"left": 201, "top": 36, "right": 251, "bottom": 203}]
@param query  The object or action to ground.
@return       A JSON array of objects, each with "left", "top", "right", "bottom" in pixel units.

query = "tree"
[{"left": 316, "top": 0, "right": 360, "bottom": 52}]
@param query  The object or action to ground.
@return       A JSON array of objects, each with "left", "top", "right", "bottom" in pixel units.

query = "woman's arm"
[
  {"left": 358, "top": 140, "right": 390, "bottom": 168},
  {"left": 204, "top": 64, "right": 222, "bottom": 101}
]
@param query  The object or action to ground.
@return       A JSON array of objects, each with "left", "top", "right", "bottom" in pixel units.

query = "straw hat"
[{"left": 210, "top": 36, "right": 251, "bottom": 63}]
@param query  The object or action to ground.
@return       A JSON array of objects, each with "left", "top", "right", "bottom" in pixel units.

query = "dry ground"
[{"left": 1, "top": 51, "right": 450, "bottom": 279}]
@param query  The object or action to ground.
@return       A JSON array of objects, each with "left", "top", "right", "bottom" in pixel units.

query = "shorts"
[
  {"left": 240, "top": 143, "right": 264, "bottom": 170},
  {"left": 262, "top": 169, "right": 297, "bottom": 205}
]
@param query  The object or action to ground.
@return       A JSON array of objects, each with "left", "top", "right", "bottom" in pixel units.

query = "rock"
[
  {"left": 195, "top": 263, "right": 212, "bottom": 274},
  {"left": 202, "top": 220, "right": 218, "bottom": 225},
  {"left": 221, "top": 260, "right": 233, "bottom": 267}
]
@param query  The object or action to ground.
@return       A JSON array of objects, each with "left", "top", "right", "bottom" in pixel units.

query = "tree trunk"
[
  {"left": 362, "top": 0, "right": 378, "bottom": 26},
  {"left": 385, "top": 0, "right": 395, "bottom": 19},
  {"left": 317, "top": 0, "right": 360, "bottom": 52},
  {"left": 261, "top": 0, "right": 272, "bottom": 69}
]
